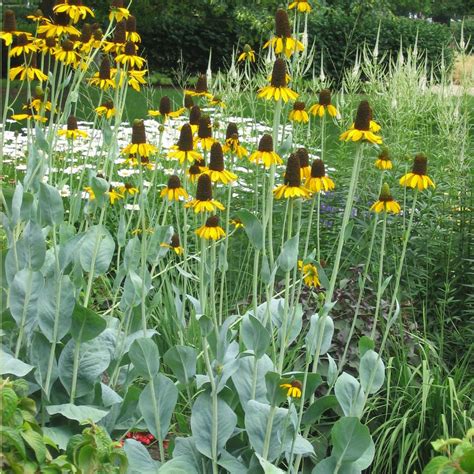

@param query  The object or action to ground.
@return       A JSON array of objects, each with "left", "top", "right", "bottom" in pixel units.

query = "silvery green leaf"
[
  {"left": 46, "top": 403, "right": 108, "bottom": 423},
  {"left": 218, "top": 450, "right": 247, "bottom": 474},
  {"left": 327, "top": 354, "right": 337, "bottom": 386},
  {"left": 359, "top": 350, "right": 385, "bottom": 394},
  {"left": 70, "top": 304, "right": 106, "bottom": 343},
  {"left": 331, "top": 417, "right": 371, "bottom": 463},
  {"left": 117, "top": 213, "right": 127, "bottom": 248},
  {"left": 334, "top": 372, "right": 365, "bottom": 418},
  {"left": 16, "top": 221, "right": 46, "bottom": 272},
  {"left": 38, "top": 183, "right": 64, "bottom": 226},
  {"left": 173, "top": 437, "right": 208, "bottom": 474},
  {"left": 124, "top": 439, "right": 161, "bottom": 473},
  {"left": 157, "top": 457, "right": 197, "bottom": 474},
  {"left": 129, "top": 337, "right": 160, "bottom": 380},
  {"left": 147, "top": 226, "right": 173, "bottom": 264},
  {"left": 305, "top": 314, "right": 334, "bottom": 356},
  {"left": 29, "top": 331, "right": 57, "bottom": 393},
  {"left": 276, "top": 235, "right": 299, "bottom": 272},
  {"left": 242, "top": 315, "right": 271, "bottom": 358},
  {"left": 0, "top": 349, "right": 34, "bottom": 377},
  {"left": 163, "top": 345, "right": 197, "bottom": 385},
  {"left": 11, "top": 182, "right": 23, "bottom": 226},
  {"left": 256, "top": 454, "right": 286, "bottom": 473},
  {"left": 79, "top": 225, "right": 115, "bottom": 276},
  {"left": 124, "top": 237, "right": 142, "bottom": 272},
  {"left": 236, "top": 209, "right": 263, "bottom": 250},
  {"left": 273, "top": 300, "right": 303, "bottom": 347}
]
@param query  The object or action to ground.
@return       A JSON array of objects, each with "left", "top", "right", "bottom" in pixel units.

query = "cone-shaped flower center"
[
  {"left": 225, "top": 122, "right": 238, "bottom": 140},
  {"left": 131, "top": 119, "right": 147, "bottom": 144},
  {"left": 271, "top": 58, "right": 287, "bottom": 88},
  {"left": 258, "top": 134, "right": 274, "bottom": 152},
  {"left": 113, "top": 20, "right": 126, "bottom": 43},
  {"left": 378, "top": 147, "right": 390, "bottom": 160},
  {"left": 126, "top": 15, "right": 136, "bottom": 32},
  {"left": 311, "top": 159, "right": 326, "bottom": 178},
  {"left": 412, "top": 153, "right": 428, "bottom": 175},
  {"left": 198, "top": 116, "right": 212, "bottom": 139},
  {"left": 319, "top": 89, "right": 331, "bottom": 106},
  {"left": 184, "top": 95, "right": 194, "bottom": 109},
  {"left": 379, "top": 183, "right": 394, "bottom": 202},
  {"left": 189, "top": 163, "right": 201, "bottom": 176},
  {"left": 178, "top": 124, "right": 194, "bottom": 151},
  {"left": 189, "top": 105, "right": 201, "bottom": 125},
  {"left": 81, "top": 23, "right": 92, "bottom": 42},
  {"left": 111, "top": 0, "right": 124, "bottom": 7},
  {"left": 285, "top": 154, "right": 301, "bottom": 187},
  {"left": 62, "top": 39, "right": 74, "bottom": 52},
  {"left": 205, "top": 215, "right": 220, "bottom": 227},
  {"left": 46, "top": 37, "right": 56, "bottom": 48},
  {"left": 291, "top": 380, "right": 302, "bottom": 389},
  {"left": 354, "top": 100, "right": 371, "bottom": 131},
  {"left": 209, "top": 143, "right": 224, "bottom": 172},
  {"left": 167, "top": 175, "right": 182, "bottom": 190},
  {"left": 275, "top": 8, "right": 291, "bottom": 38},
  {"left": 4, "top": 9, "right": 17, "bottom": 32},
  {"left": 196, "top": 174, "right": 213, "bottom": 201},
  {"left": 67, "top": 115, "right": 79, "bottom": 130},
  {"left": 159, "top": 96, "right": 171, "bottom": 115},
  {"left": 195, "top": 74, "right": 208, "bottom": 93},
  {"left": 124, "top": 40, "right": 136, "bottom": 55},
  {"left": 293, "top": 101, "right": 305, "bottom": 111},
  {"left": 171, "top": 234, "right": 180, "bottom": 248},
  {"left": 295, "top": 147, "right": 309, "bottom": 167},
  {"left": 16, "top": 34, "right": 29, "bottom": 46},
  {"left": 99, "top": 56, "right": 111, "bottom": 80},
  {"left": 54, "top": 12, "right": 71, "bottom": 27}
]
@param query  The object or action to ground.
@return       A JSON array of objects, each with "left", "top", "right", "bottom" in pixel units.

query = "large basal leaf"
[
  {"left": 16, "top": 221, "right": 46, "bottom": 272},
  {"left": 331, "top": 417, "right": 372, "bottom": 463},
  {"left": 334, "top": 372, "right": 365, "bottom": 418},
  {"left": 38, "top": 182, "right": 64, "bottom": 226},
  {"left": 123, "top": 439, "right": 161, "bottom": 473},
  {"left": 29, "top": 332, "right": 57, "bottom": 393},
  {"left": 163, "top": 345, "right": 197, "bottom": 385},
  {"left": 37, "top": 275, "right": 75, "bottom": 343},
  {"left": 0, "top": 349, "right": 34, "bottom": 377},
  {"left": 241, "top": 315, "right": 271, "bottom": 359},
  {"left": 46, "top": 403, "right": 109, "bottom": 423},
  {"left": 139, "top": 374, "right": 178, "bottom": 440},
  {"left": 305, "top": 313, "right": 334, "bottom": 356},
  {"left": 129, "top": 337, "right": 160, "bottom": 380},
  {"left": 190, "top": 392, "right": 237, "bottom": 460},
  {"left": 359, "top": 350, "right": 385, "bottom": 394},
  {"left": 276, "top": 235, "right": 299, "bottom": 272},
  {"left": 70, "top": 304, "right": 106, "bottom": 343},
  {"left": 79, "top": 225, "right": 115, "bottom": 276},
  {"left": 236, "top": 209, "right": 263, "bottom": 250}
]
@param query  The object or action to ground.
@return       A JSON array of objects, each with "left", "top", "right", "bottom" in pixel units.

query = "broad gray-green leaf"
[
  {"left": 358, "top": 336, "right": 374, "bottom": 357},
  {"left": 0, "top": 349, "right": 34, "bottom": 376},
  {"left": 305, "top": 313, "right": 334, "bottom": 356},
  {"left": 79, "top": 225, "right": 115, "bottom": 276},
  {"left": 129, "top": 337, "right": 160, "bottom": 380},
  {"left": 173, "top": 437, "right": 208, "bottom": 474},
  {"left": 146, "top": 226, "right": 173, "bottom": 264},
  {"left": 276, "top": 235, "right": 299, "bottom": 272},
  {"left": 236, "top": 209, "right": 263, "bottom": 250},
  {"left": 124, "top": 439, "right": 161, "bottom": 473},
  {"left": 46, "top": 403, "right": 108, "bottom": 423},
  {"left": 163, "top": 345, "right": 197, "bottom": 385},
  {"left": 29, "top": 332, "right": 57, "bottom": 392},
  {"left": 16, "top": 221, "right": 46, "bottom": 271},
  {"left": 231, "top": 354, "right": 274, "bottom": 409},
  {"left": 327, "top": 354, "right": 337, "bottom": 386},
  {"left": 242, "top": 315, "right": 271, "bottom": 358},
  {"left": 157, "top": 457, "right": 198, "bottom": 474},
  {"left": 58, "top": 332, "right": 113, "bottom": 397},
  {"left": 37, "top": 275, "right": 75, "bottom": 342},
  {"left": 43, "top": 426, "right": 75, "bottom": 451},
  {"left": 334, "top": 372, "right": 365, "bottom": 418},
  {"left": 124, "top": 237, "right": 142, "bottom": 272},
  {"left": 38, "top": 183, "right": 64, "bottom": 225},
  {"left": 191, "top": 392, "right": 237, "bottom": 459},
  {"left": 272, "top": 299, "right": 303, "bottom": 347},
  {"left": 359, "top": 350, "right": 385, "bottom": 394},
  {"left": 256, "top": 454, "right": 286, "bottom": 473},
  {"left": 331, "top": 417, "right": 371, "bottom": 463},
  {"left": 139, "top": 374, "right": 178, "bottom": 440},
  {"left": 245, "top": 400, "right": 289, "bottom": 462},
  {"left": 9, "top": 269, "right": 44, "bottom": 333},
  {"left": 70, "top": 304, "right": 106, "bottom": 342},
  {"left": 302, "top": 395, "right": 339, "bottom": 425}
]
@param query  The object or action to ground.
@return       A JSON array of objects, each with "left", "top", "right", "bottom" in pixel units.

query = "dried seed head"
[
  {"left": 285, "top": 153, "right": 301, "bottom": 187},
  {"left": 196, "top": 174, "right": 212, "bottom": 201},
  {"left": 412, "top": 153, "right": 428, "bottom": 175},
  {"left": 81, "top": 23, "right": 92, "bottom": 42},
  {"left": 198, "top": 116, "right": 212, "bottom": 139},
  {"left": 67, "top": 115, "right": 78, "bottom": 130},
  {"left": 379, "top": 183, "right": 393, "bottom": 202},
  {"left": 209, "top": 142, "right": 224, "bottom": 172},
  {"left": 225, "top": 122, "right": 238, "bottom": 140},
  {"left": 3, "top": 9, "right": 17, "bottom": 32},
  {"left": 131, "top": 119, "right": 147, "bottom": 144},
  {"left": 113, "top": 20, "right": 126, "bottom": 43},
  {"left": 167, "top": 175, "right": 182, "bottom": 189},
  {"left": 61, "top": 39, "right": 74, "bottom": 51},
  {"left": 99, "top": 56, "right": 111, "bottom": 80},
  {"left": 275, "top": 8, "right": 291, "bottom": 38},
  {"left": 354, "top": 100, "right": 371, "bottom": 131},
  {"left": 126, "top": 15, "right": 136, "bottom": 32},
  {"left": 184, "top": 95, "right": 194, "bottom": 109},
  {"left": 177, "top": 123, "right": 193, "bottom": 151},
  {"left": 310, "top": 159, "right": 326, "bottom": 178},
  {"left": 189, "top": 105, "right": 201, "bottom": 125},
  {"left": 170, "top": 234, "right": 180, "bottom": 248},
  {"left": 295, "top": 148, "right": 309, "bottom": 168},
  {"left": 319, "top": 89, "right": 331, "bottom": 106},
  {"left": 159, "top": 96, "right": 171, "bottom": 116},
  {"left": 205, "top": 215, "right": 220, "bottom": 227},
  {"left": 271, "top": 58, "right": 287, "bottom": 88},
  {"left": 124, "top": 40, "right": 136, "bottom": 55},
  {"left": 195, "top": 74, "right": 208, "bottom": 93},
  {"left": 293, "top": 101, "right": 305, "bottom": 111},
  {"left": 258, "top": 134, "right": 274, "bottom": 152}
]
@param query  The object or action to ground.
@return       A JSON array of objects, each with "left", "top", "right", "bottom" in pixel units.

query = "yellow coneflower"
[
  {"left": 109, "top": 0, "right": 130, "bottom": 22},
  {"left": 26, "top": 9, "right": 46, "bottom": 23},
  {"left": 90, "top": 24, "right": 103, "bottom": 48},
  {"left": 309, "top": 89, "right": 338, "bottom": 118},
  {"left": 295, "top": 148, "right": 311, "bottom": 179},
  {"left": 10, "top": 53, "right": 47, "bottom": 82},
  {"left": 58, "top": 115, "right": 88, "bottom": 140},
  {"left": 223, "top": 122, "right": 248, "bottom": 158},
  {"left": 160, "top": 234, "right": 184, "bottom": 255},
  {"left": 128, "top": 68, "right": 147, "bottom": 91},
  {"left": 340, "top": 100, "right": 382, "bottom": 145},
  {"left": 9, "top": 33, "right": 37, "bottom": 57},
  {"left": 375, "top": 148, "right": 393, "bottom": 170},
  {"left": 258, "top": 58, "right": 298, "bottom": 103},
  {"left": 204, "top": 142, "right": 238, "bottom": 184},
  {"left": 11, "top": 112, "right": 47, "bottom": 123},
  {"left": 54, "top": 39, "right": 80, "bottom": 67},
  {"left": 238, "top": 44, "right": 255, "bottom": 62},
  {"left": 84, "top": 186, "right": 95, "bottom": 200},
  {"left": 289, "top": 0, "right": 312, "bottom": 13},
  {"left": 37, "top": 12, "right": 80, "bottom": 38},
  {"left": 95, "top": 100, "right": 116, "bottom": 119},
  {"left": 195, "top": 157, "right": 208, "bottom": 172},
  {"left": 107, "top": 187, "right": 124, "bottom": 204},
  {"left": 230, "top": 218, "right": 244, "bottom": 229},
  {"left": 185, "top": 74, "right": 213, "bottom": 98},
  {"left": 399, "top": 154, "right": 435, "bottom": 191},
  {"left": 370, "top": 183, "right": 401, "bottom": 214},
  {"left": 208, "top": 96, "right": 226, "bottom": 108},
  {"left": 195, "top": 116, "right": 216, "bottom": 151},
  {"left": 160, "top": 175, "right": 189, "bottom": 202},
  {"left": 115, "top": 41, "right": 145, "bottom": 69},
  {"left": 196, "top": 215, "right": 226, "bottom": 240},
  {"left": 188, "top": 163, "right": 203, "bottom": 183},
  {"left": 298, "top": 260, "right": 320, "bottom": 287},
  {"left": 53, "top": 0, "right": 94, "bottom": 24},
  {"left": 148, "top": 96, "right": 185, "bottom": 122},
  {"left": 249, "top": 134, "right": 283, "bottom": 168},
  {"left": 264, "top": 9, "right": 304, "bottom": 58},
  {"left": 168, "top": 123, "right": 202, "bottom": 163},
  {"left": 289, "top": 101, "right": 309, "bottom": 123},
  {"left": 122, "top": 120, "right": 157, "bottom": 157},
  {"left": 274, "top": 153, "right": 310, "bottom": 199},
  {"left": 305, "top": 159, "right": 335, "bottom": 193},
  {"left": 118, "top": 183, "right": 139, "bottom": 196},
  {"left": 28, "top": 88, "right": 52, "bottom": 113},
  {"left": 89, "top": 56, "right": 116, "bottom": 90},
  {"left": 102, "top": 20, "right": 126, "bottom": 54},
  {"left": 280, "top": 380, "right": 303, "bottom": 398},
  {"left": 125, "top": 15, "right": 141, "bottom": 43},
  {"left": 1, "top": 10, "right": 32, "bottom": 46},
  {"left": 185, "top": 174, "right": 225, "bottom": 214},
  {"left": 188, "top": 105, "right": 201, "bottom": 134},
  {"left": 78, "top": 23, "right": 94, "bottom": 53},
  {"left": 37, "top": 36, "right": 57, "bottom": 54}
]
